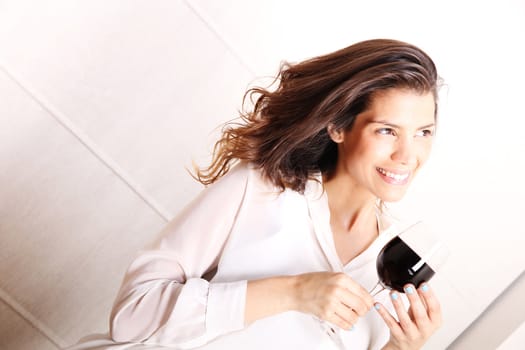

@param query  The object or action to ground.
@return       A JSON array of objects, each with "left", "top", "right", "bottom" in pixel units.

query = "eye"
[
  {"left": 376, "top": 128, "right": 396, "bottom": 136},
  {"left": 416, "top": 129, "right": 434, "bottom": 137}
]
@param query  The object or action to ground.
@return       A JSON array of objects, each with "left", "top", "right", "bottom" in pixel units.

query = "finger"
[
  {"left": 335, "top": 273, "right": 374, "bottom": 310},
  {"left": 333, "top": 299, "right": 360, "bottom": 328},
  {"left": 419, "top": 283, "right": 442, "bottom": 327},
  {"left": 351, "top": 283, "right": 375, "bottom": 309},
  {"left": 404, "top": 284, "right": 431, "bottom": 328},
  {"left": 390, "top": 291, "right": 417, "bottom": 334},
  {"left": 333, "top": 309, "right": 358, "bottom": 331},
  {"left": 337, "top": 289, "right": 372, "bottom": 317},
  {"left": 329, "top": 274, "right": 372, "bottom": 315},
  {"left": 318, "top": 298, "right": 358, "bottom": 331},
  {"left": 320, "top": 304, "right": 357, "bottom": 330},
  {"left": 374, "top": 302, "right": 403, "bottom": 338}
]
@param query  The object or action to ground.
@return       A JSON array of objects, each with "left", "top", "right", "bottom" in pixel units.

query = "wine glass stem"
[{"left": 369, "top": 280, "right": 386, "bottom": 298}]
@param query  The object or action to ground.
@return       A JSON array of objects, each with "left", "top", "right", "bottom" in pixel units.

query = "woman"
[{"left": 72, "top": 38, "right": 442, "bottom": 350}]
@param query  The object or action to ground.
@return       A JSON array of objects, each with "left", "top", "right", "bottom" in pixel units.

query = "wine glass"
[
  {"left": 369, "top": 220, "right": 449, "bottom": 296},
  {"left": 322, "top": 220, "right": 449, "bottom": 349}
]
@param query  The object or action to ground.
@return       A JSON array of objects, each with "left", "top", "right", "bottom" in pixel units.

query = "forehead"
[{"left": 357, "top": 88, "right": 436, "bottom": 126}]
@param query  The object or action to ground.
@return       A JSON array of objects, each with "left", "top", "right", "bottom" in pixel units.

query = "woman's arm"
[
  {"left": 245, "top": 272, "right": 374, "bottom": 330},
  {"left": 109, "top": 164, "right": 250, "bottom": 347}
]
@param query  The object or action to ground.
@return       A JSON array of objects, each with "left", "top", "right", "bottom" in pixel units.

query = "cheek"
[
  {"left": 344, "top": 142, "right": 390, "bottom": 171},
  {"left": 364, "top": 140, "right": 393, "bottom": 161},
  {"left": 418, "top": 143, "right": 433, "bottom": 164},
  {"left": 341, "top": 134, "right": 391, "bottom": 167}
]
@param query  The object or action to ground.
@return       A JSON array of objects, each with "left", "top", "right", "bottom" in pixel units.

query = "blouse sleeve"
[{"left": 109, "top": 164, "right": 250, "bottom": 348}]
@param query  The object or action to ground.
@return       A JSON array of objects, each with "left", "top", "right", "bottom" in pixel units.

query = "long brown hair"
[{"left": 194, "top": 39, "right": 439, "bottom": 193}]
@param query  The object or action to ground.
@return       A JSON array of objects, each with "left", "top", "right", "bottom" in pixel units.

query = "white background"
[{"left": 0, "top": 1, "right": 524, "bottom": 349}]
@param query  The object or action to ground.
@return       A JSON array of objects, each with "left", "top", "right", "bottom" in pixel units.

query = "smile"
[{"left": 376, "top": 167, "right": 410, "bottom": 182}]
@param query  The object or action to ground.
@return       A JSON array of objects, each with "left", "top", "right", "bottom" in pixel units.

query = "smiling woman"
[
  {"left": 68, "top": 39, "right": 442, "bottom": 350},
  {"left": 326, "top": 89, "right": 436, "bottom": 203},
  {"left": 194, "top": 39, "right": 440, "bottom": 196}
]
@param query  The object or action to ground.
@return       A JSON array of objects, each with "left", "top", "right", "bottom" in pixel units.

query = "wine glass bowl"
[
  {"left": 376, "top": 235, "right": 435, "bottom": 292},
  {"left": 374, "top": 221, "right": 449, "bottom": 294}
]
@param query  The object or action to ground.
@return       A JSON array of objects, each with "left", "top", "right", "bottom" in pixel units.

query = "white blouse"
[{"left": 69, "top": 162, "right": 403, "bottom": 350}]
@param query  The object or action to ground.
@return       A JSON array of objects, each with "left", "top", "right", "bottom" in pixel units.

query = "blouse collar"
[{"left": 303, "top": 174, "right": 399, "bottom": 272}]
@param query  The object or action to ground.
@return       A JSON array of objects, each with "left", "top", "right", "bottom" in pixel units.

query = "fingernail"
[
  {"left": 374, "top": 303, "right": 381, "bottom": 310},
  {"left": 391, "top": 292, "right": 398, "bottom": 300},
  {"left": 421, "top": 284, "right": 429, "bottom": 292},
  {"left": 349, "top": 325, "right": 355, "bottom": 331},
  {"left": 405, "top": 286, "right": 414, "bottom": 294}
]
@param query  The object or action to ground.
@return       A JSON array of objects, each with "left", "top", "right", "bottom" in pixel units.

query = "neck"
[
  {"left": 323, "top": 174, "right": 380, "bottom": 265},
  {"left": 323, "top": 174, "right": 378, "bottom": 234}
]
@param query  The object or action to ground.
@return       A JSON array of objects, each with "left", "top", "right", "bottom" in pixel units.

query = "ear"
[{"left": 327, "top": 123, "right": 344, "bottom": 143}]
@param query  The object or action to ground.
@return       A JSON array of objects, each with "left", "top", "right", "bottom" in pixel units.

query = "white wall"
[{"left": 1, "top": 1, "right": 524, "bottom": 349}]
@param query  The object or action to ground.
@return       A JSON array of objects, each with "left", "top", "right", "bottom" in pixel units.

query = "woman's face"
[{"left": 329, "top": 88, "right": 436, "bottom": 202}]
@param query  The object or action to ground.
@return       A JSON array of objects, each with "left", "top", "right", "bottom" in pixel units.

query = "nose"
[{"left": 391, "top": 136, "right": 418, "bottom": 166}]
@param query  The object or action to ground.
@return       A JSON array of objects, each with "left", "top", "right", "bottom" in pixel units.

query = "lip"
[{"left": 376, "top": 167, "right": 411, "bottom": 185}]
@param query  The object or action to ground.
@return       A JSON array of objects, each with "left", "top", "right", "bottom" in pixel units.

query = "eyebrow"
[{"left": 367, "top": 119, "right": 436, "bottom": 130}]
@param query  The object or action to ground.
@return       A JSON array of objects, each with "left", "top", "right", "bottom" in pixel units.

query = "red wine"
[{"left": 376, "top": 236, "right": 435, "bottom": 293}]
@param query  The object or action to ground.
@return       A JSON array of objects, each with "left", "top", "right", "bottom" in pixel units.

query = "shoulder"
[
  {"left": 217, "top": 162, "right": 281, "bottom": 192},
  {"left": 198, "top": 162, "right": 275, "bottom": 200}
]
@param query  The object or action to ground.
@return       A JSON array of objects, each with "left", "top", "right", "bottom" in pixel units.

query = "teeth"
[{"left": 377, "top": 168, "right": 409, "bottom": 181}]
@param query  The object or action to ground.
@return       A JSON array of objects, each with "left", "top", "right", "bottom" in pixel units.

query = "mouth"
[{"left": 376, "top": 167, "right": 411, "bottom": 185}]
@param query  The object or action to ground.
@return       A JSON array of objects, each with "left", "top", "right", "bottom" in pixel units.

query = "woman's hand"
[
  {"left": 375, "top": 283, "right": 442, "bottom": 350},
  {"left": 292, "top": 272, "right": 374, "bottom": 330}
]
